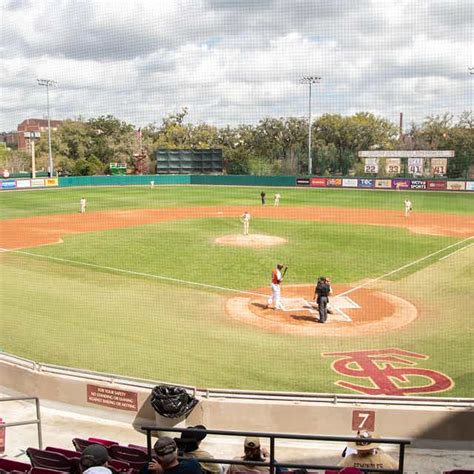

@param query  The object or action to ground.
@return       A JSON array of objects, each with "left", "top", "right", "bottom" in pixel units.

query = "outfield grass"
[
  {"left": 0, "top": 185, "right": 472, "bottom": 219},
  {"left": 0, "top": 186, "right": 473, "bottom": 395}
]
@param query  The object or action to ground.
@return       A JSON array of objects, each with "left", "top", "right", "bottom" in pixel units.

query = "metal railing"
[
  {"left": 142, "top": 426, "right": 410, "bottom": 474},
  {"left": 0, "top": 396, "right": 43, "bottom": 449}
]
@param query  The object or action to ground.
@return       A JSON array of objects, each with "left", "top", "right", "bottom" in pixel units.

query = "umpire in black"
[{"left": 314, "top": 276, "right": 331, "bottom": 323}]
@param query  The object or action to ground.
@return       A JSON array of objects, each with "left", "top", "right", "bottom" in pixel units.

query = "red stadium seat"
[
  {"left": 107, "top": 459, "right": 132, "bottom": 473},
  {"left": 108, "top": 445, "right": 148, "bottom": 471},
  {"left": 26, "top": 448, "right": 73, "bottom": 472},
  {"left": 88, "top": 437, "right": 119, "bottom": 448},
  {"left": 0, "top": 459, "right": 31, "bottom": 473},
  {"left": 30, "top": 468, "right": 67, "bottom": 474},
  {"left": 127, "top": 444, "right": 147, "bottom": 452},
  {"left": 45, "top": 448, "right": 80, "bottom": 459}
]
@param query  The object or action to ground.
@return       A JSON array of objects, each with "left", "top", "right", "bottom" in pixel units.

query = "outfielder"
[
  {"left": 267, "top": 264, "right": 286, "bottom": 310},
  {"left": 404, "top": 199, "right": 412, "bottom": 217},
  {"left": 274, "top": 192, "right": 281, "bottom": 206},
  {"left": 80, "top": 197, "right": 87, "bottom": 213},
  {"left": 240, "top": 211, "right": 251, "bottom": 236}
]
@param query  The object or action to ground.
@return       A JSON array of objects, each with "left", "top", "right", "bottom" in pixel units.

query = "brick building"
[{"left": 17, "top": 118, "right": 63, "bottom": 150}]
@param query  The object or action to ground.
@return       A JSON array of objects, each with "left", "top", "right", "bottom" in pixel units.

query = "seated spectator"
[
  {"left": 80, "top": 444, "right": 113, "bottom": 474},
  {"left": 338, "top": 431, "right": 398, "bottom": 472},
  {"left": 175, "top": 425, "right": 222, "bottom": 474},
  {"left": 145, "top": 437, "right": 202, "bottom": 474},
  {"left": 226, "top": 437, "right": 269, "bottom": 474}
]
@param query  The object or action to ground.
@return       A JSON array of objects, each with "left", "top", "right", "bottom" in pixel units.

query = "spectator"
[
  {"left": 226, "top": 437, "right": 269, "bottom": 474},
  {"left": 146, "top": 437, "right": 202, "bottom": 474},
  {"left": 176, "top": 425, "right": 222, "bottom": 474},
  {"left": 338, "top": 431, "right": 398, "bottom": 472},
  {"left": 80, "top": 444, "right": 112, "bottom": 474}
]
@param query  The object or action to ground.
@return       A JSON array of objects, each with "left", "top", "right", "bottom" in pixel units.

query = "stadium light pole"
[
  {"left": 300, "top": 76, "right": 321, "bottom": 175},
  {"left": 37, "top": 78, "right": 57, "bottom": 177}
]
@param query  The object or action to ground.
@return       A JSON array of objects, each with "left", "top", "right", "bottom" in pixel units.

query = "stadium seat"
[
  {"left": 127, "top": 444, "right": 147, "bottom": 452},
  {"left": 26, "top": 448, "right": 73, "bottom": 472},
  {"left": 30, "top": 468, "right": 67, "bottom": 474},
  {"left": 107, "top": 459, "right": 133, "bottom": 473},
  {"left": 88, "top": 437, "right": 119, "bottom": 447},
  {"left": 45, "top": 447, "right": 80, "bottom": 459},
  {"left": 0, "top": 459, "right": 31, "bottom": 473},
  {"left": 107, "top": 445, "right": 148, "bottom": 471}
]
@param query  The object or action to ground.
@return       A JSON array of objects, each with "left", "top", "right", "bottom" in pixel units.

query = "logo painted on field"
[{"left": 322, "top": 348, "right": 454, "bottom": 395}]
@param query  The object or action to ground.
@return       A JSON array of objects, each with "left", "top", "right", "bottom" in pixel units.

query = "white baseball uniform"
[
  {"left": 80, "top": 197, "right": 87, "bottom": 213},
  {"left": 241, "top": 212, "right": 251, "bottom": 235},
  {"left": 404, "top": 199, "right": 412, "bottom": 217},
  {"left": 274, "top": 193, "right": 281, "bottom": 206},
  {"left": 268, "top": 267, "right": 285, "bottom": 310}
]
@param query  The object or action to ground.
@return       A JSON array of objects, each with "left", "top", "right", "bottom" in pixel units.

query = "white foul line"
[
  {"left": 439, "top": 243, "right": 473, "bottom": 261},
  {"left": 2, "top": 248, "right": 268, "bottom": 298},
  {"left": 336, "top": 236, "right": 474, "bottom": 298}
]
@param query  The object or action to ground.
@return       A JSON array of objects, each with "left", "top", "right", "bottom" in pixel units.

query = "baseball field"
[{"left": 1, "top": 185, "right": 473, "bottom": 396}]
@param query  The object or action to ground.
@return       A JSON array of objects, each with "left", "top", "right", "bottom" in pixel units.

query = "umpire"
[{"left": 314, "top": 276, "right": 331, "bottom": 323}]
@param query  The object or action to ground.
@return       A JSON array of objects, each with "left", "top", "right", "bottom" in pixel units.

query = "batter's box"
[{"left": 280, "top": 296, "right": 359, "bottom": 323}]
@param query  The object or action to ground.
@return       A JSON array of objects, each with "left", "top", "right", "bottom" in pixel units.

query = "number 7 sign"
[{"left": 352, "top": 410, "right": 375, "bottom": 431}]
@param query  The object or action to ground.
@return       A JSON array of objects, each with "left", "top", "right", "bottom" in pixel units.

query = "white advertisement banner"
[
  {"left": 364, "top": 158, "right": 378, "bottom": 174},
  {"left": 342, "top": 178, "right": 358, "bottom": 187},
  {"left": 385, "top": 158, "right": 401, "bottom": 174},
  {"left": 408, "top": 158, "right": 424, "bottom": 175},
  {"left": 31, "top": 178, "right": 45, "bottom": 187},
  {"left": 16, "top": 179, "right": 31, "bottom": 188},
  {"left": 466, "top": 182, "right": 474, "bottom": 191}
]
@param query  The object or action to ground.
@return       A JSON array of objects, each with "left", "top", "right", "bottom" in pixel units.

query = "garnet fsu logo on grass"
[{"left": 322, "top": 348, "right": 454, "bottom": 395}]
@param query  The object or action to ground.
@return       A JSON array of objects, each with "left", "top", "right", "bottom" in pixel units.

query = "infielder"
[
  {"left": 80, "top": 197, "right": 87, "bottom": 213},
  {"left": 267, "top": 264, "right": 286, "bottom": 310},
  {"left": 240, "top": 211, "right": 251, "bottom": 236},
  {"left": 274, "top": 193, "right": 281, "bottom": 206},
  {"left": 404, "top": 199, "right": 412, "bottom": 217}
]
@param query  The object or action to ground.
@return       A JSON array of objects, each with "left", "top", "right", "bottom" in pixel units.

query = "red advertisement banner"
[
  {"left": 326, "top": 178, "right": 342, "bottom": 187},
  {"left": 310, "top": 178, "right": 327, "bottom": 187},
  {"left": 426, "top": 180, "right": 447, "bottom": 190}
]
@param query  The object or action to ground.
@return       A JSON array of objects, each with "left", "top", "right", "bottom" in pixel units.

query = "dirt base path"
[{"left": 1, "top": 206, "right": 473, "bottom": 250}]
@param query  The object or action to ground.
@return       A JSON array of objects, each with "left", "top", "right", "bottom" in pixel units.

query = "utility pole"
[
  {"left": 300, "top": 76, "right": 321, "bottom": 175},
  {"left": 37, "top": 78, "right": 57, "bottom": 177}
]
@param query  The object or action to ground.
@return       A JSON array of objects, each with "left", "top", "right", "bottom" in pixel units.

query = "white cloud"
[{"left": 0, "top": 0, "right": 472, "bottom": 131}]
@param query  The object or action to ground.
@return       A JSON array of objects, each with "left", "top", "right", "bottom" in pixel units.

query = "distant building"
[
  {"left": 17, "top": 118, "right": 63, "bottom": 151},
  {"left": 0, "top": 131, "right": 18, "bottom": 148}
]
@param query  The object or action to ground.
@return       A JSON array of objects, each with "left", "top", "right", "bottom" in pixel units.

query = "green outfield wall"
[{"left": 1, "top": 174, "right": 472, "bottom": 191}]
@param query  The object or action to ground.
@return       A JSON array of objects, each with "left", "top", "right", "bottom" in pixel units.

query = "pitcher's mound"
[{"left": 215, "top": 234, "right": 287, "bottom": 248}]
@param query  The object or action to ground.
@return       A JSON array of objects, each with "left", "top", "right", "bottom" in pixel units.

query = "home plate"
[{"left": 280, "top": 296, "right": 358, "bottom": 322}]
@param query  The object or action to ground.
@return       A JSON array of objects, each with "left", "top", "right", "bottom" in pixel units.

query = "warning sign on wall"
[{"left": 87, "top": 384, "right": 138, "bottom": 412}]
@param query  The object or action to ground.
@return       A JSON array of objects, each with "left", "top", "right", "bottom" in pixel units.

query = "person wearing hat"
[
  {"left": 80, "top": 444, "right": 112, "bottom": 474},
  {"left": 226, "top": 437, "right": 270, "bottom": 474},
  {"left": 145, "top": 437, "right": 202, "bottom": 474},
  {"left": 176, "top": 425, "right": 221, "bottom": 474},
  {"left": 338, "top": 431, "right": 398, "bottom": 471}
]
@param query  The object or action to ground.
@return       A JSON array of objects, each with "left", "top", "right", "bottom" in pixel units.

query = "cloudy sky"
[{"left": 1, "top": 0, "right": 472, "bottom": 131}]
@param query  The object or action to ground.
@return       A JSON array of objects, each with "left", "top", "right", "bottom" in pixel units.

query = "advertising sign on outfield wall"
[
  {"left": 411, "top": 180, "right": 426, "bottom": 190},
  {"left": 1, "top": 180, "right": 16, "bottom": 189},
  {"left": 392, "top": 179, "right": 411, "bottom": 189},
  {"left": 45, "top": 178, "right": 58, "bottom": 186},
  {"left": 466, "top": 182, "right": 474, "bottom": 191},
  {"left": 446, "top": 181, "right": 466, "bottom": 191},
  {"left": 16, "top": 179, "right": 31, "bottom": 188},
  {"left": 295, "top": 178, "right": 310, "bottom": 186},
  {"left": 358, "top": 179, "right": 374, "bottom": 188},
  {"left": 375, "top": 179, "right": 392, "bottom": 189},
  {"left": 426, "top": 180, "right": 447, "bottom": 190},
  {"left": 342, "top": 178, "right": 358, "bottom": 188},
  {"left": 326, "top": 178, "right": 342, "bottom": 187},
  {"left": 31, "top": 178, "right": 45, "bottom": 187},
  {"left": 310, "top": 178, "right": 327, "bottom": 187}
]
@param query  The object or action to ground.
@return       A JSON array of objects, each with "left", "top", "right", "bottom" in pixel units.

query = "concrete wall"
[{"left": 2, "top": 358, "right": 473, "bottom": 449}]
